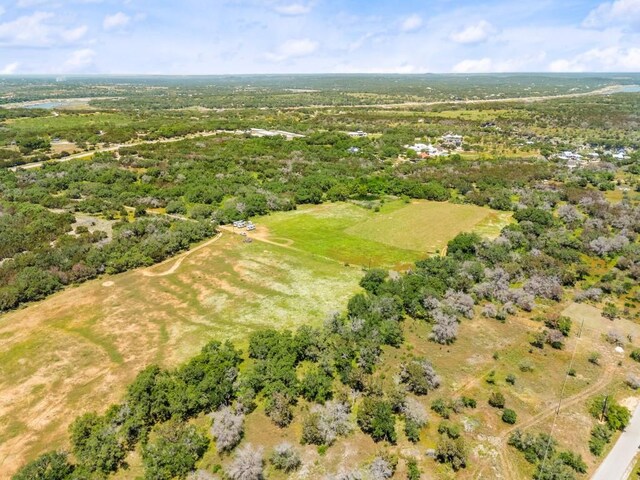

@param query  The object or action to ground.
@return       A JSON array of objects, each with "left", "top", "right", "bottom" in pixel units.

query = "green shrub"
[
  {"left": 589, "top": 395, "right": 631, "bottom": 431},
  {"left": 589, "top": 424, "right": 612, "bottom": 456},
  {"left": 12, "top": 451, "right": 74, "bottom": 480},
  {"left": 488, "top": 392, "right": 506, "bottom": 409},
  {"left": 357, "top": 397, "right": 397, "bottom": 443},
  {"left": 502, "top": 409, "right": 517, "bottom": 424},
  {"left": 406, "top": 458, "right": 421, "bottom": 480},
  {"left": 142, "top": 420, "right": 209, "bottom": 480},
  {"left": 438, "top": 421, "right": 461, "bottom": 439}
]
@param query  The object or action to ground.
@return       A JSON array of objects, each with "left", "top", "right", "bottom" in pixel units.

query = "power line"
[{"left": 538, "top": 317, "right": 585, "bottom": 476}]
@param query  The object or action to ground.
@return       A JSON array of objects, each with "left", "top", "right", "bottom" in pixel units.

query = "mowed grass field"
[
  {"left": 0, "top": 233, "right": 362, "bottom": 477},
  {"left": 256, "top": 200, "right": 512, "bottom": 269}
]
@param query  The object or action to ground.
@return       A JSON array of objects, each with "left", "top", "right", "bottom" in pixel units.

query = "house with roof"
[
  {"left": 441, "top": 134, "right": 463, "bottom": 148},
  {"left": 405, "top": 143, "right": 448, "bottom": 157},
  {"left": 348, "top": 130, "right": 368, "bottom": 138}
]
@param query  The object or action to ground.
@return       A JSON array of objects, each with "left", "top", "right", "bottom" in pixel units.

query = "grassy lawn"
[
  {"left": 632, "top": 457, "right": 640, "bottom": 479},
  {"left": 257, "top": 200, "right": 512, "bottom": 269},
  {"left": 0, "top": 233, "right": 362, "bottom": 475},
  {"left": 604, "top": 189, "right": 640, "bottom": 203}
]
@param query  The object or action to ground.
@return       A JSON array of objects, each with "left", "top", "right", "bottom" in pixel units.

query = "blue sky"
[{"left": 0, "top": 0, "right": 638, "bottom": 74}]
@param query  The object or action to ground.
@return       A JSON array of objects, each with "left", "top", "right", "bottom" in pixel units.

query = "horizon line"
[{"left": 2, "top": 72, "right": 640, "bottom": 77}]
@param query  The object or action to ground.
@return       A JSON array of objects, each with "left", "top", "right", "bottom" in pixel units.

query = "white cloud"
[
  {"left": 451, "top": 54, "right": 538, "bottom": 73},
  {"left": 549, "top": 47, "right": 640, "bottom": 72},
  {"left": 61, "top": 48, "right": 96, "bottom": 72},
  {"left": 1, "top": 62, "right": 19, "bottom": 74},
  {"left": 452, "top": 57, "right": 494, "bottom": 73},
  {"left": 61, "top": 25, "right": 88, "bottom": 42},
  {"left": 266, "top": 38, "right": 318, "bottom": 61},
  {"left": 0, "top": 11, "right": 88, "bottom": 47},
  {"left": 583, "top": 0, "right": 640, "bottom": 28},
  {"left": 450, "top": 20, "right": 496, "bottom": 44},
  {"left": 272, "top": 2, "right": 314, "bottom": 15},
  {"left": 400, "top": 14, "right": 423, "bottom": 32},
  {"left": 103, "top": 12, "right": 131, "bottom": 31},
  {"left": 334, "top": 63, "right": 425, "bottom": 74},
  {"left": 548, "top": 59, "right": 582, "bottom": 73}
]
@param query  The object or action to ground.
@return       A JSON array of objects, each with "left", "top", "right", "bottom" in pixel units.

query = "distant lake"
[
  {"left": 24, "top": 101, "right": 68, "bottom": 109},
  {"left": 609, "top": 85, "right": 640, "bottom": 93}
]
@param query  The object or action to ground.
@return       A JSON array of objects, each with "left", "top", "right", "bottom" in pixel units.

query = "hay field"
[{"left": 257, "top": 200, "right": 512, "bottom": 268}]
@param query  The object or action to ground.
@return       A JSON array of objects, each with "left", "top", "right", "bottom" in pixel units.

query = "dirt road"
[
  {"left": 8, "top": 130, "right": 240, "bottom": 171},
  {"left": 282, "top": 85, "right": 625, "bottom": 110},
  {"left": 141, "top": 232, "right": 223, "bottom": 277}
]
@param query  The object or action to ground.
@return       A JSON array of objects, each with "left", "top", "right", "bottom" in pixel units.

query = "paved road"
[{"left": 591, "top": 404, "right": 640, "bottom": 480}]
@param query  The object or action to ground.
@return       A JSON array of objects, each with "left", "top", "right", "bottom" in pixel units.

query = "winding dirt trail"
[
  {"left": 476, "top": 361, "right": 615, "bottom": 479},
  {"left": 8, "top": 130, "right": 243, "bottom": 171},
  {"left": 140, "top": 232, "right": 223, "bottom": 277}
]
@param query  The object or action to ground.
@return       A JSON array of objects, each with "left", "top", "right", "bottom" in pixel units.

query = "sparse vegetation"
[{"left": 269, "top": 443, "right": 301, "bottom": 473}]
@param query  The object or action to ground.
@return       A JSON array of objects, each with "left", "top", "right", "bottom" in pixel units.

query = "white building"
[
  {"left": 441, "top": 134, "right": 463, "bottom": 148},
  {"left": 348, "top": 130, "right": 368, "bottom": 138},
  {"left": 405, "top": 143, "right": 448, "bottom": 157}
]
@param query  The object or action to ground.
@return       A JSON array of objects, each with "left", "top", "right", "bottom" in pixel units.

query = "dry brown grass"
[{"left": 0, "top": 234, "right": 361, "bottom": 478}]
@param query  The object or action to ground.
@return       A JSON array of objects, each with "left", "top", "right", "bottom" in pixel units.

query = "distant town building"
[
  {"left": 441, "top": 133, "right": 463, "bottom": 148},
  {"left": 348, "top": 130, "right": 368, "bottom": 138},
  {"left": 405, "top": 143, "right": 448, "bottom": 157},
  {"left": 558, "top": 151, "right": 583, "bottom": 161}
]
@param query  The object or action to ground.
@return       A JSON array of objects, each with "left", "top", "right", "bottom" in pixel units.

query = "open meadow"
[
  {"left": 0, "top": 199, "right": 511, "bottom": 477},
  {"left": 256, "top": 200, "right": 512, "bottom": 269},
  {"left": 0, "top": 232, "right": 362, "bottom": 476}
]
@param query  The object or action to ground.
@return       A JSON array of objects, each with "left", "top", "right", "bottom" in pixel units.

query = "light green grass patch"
[
  {"left": 346, "top": 201, "right": 511, "bottom": 252},
  {"left": 258, "top": 200, "right": 511, "bottom": 268}
]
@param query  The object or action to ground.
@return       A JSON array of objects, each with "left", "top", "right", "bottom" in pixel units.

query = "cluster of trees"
[
  {"left": 0, "top": 212, "right": 214, "bottom": 312},
  {"left": 508, "top": 430, "right": 587, "bottom": 479},
  {"left": 15, "top": 341, "right": 241, "bottom": 479}
]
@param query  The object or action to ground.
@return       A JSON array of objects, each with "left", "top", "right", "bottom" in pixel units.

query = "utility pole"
[{"left": 601, "top": 395, "right": 609, "bottom": 422}]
